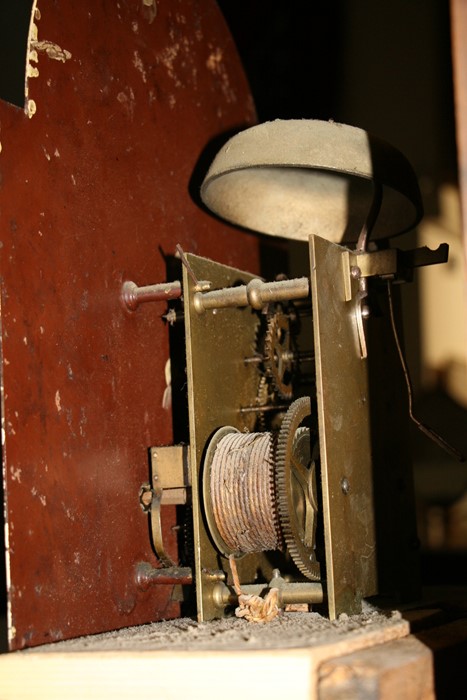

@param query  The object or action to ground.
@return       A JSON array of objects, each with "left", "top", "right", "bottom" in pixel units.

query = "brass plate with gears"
[
  {"left": 183, "top": 254, "right": 275, "bottom": 620},
  {"left": 183, "top": 253, "right": 323, "bottom": 620}
]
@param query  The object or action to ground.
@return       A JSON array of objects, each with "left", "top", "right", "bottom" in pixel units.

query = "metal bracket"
[
  {"left": 141, "top": 445, "right": 191, "bottom": 568},
  {"left": 344, "top": 243, "right": 449, "bottom": 298},
  {"left": 342, "top": 243, "right": 449, "bottom": 359},
  {"left": 150, "top": 444, "right": 191, "bottom": 494}
]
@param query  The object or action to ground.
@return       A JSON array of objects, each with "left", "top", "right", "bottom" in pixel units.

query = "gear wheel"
[
  {"left": 255, "top": 374, "right": 272, "bottom": 431},
  {"left": 275, "top": 396, "right": 320, "bottom": 580},
  {"left": 264, "top": 308, "right": 296, "bottom": 399}
]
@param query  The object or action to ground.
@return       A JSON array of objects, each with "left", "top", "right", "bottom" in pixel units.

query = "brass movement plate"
[
  {"left": 310, "top": 234, "right": 377, "bottom": 619},
  {"left": 183, "top": 254, "right": 277, "bottom": 621}
]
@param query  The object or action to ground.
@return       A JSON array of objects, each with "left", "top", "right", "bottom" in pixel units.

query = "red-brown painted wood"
[{"left": 0, "top": 0, "right": 258, "bottom": 649}]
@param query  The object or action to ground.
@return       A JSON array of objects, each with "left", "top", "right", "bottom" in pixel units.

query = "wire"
[
  {"left": 387, "top": 281, "right": 465, "bottom": 463},
  {"left": 356, "top": 182, "right": 383, "bottom": 253}
]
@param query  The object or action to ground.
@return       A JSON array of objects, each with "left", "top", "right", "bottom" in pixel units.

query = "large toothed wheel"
[{"left": 275, "top": 396, "right": 320, "bottom": 580}]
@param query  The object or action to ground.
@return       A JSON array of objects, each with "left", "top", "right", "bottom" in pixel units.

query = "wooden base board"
[
  {"left": 7, "top": 606, "right": 467, "bottom": 699},
  {"left": 0, "top": 612, "right": 410, "bottom": 700}
]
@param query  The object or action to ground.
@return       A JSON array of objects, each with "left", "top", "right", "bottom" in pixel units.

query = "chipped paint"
[
  {"left": 11, "top": 467, "right": 22, "bottom": 483},
  {"left": 54, "top": 389, "right": 62, "bottom": 413},
  {"left": 117, "top": 89, "right": 135, "bottom": 120},
  {"left": 206, "top": 46, "right": 236, "bottom": 104},
  {"left": 24, "top": 0, "right": 40, "bottom": 115},
  {"left": 31, "top": 487, "right": 47, "bottom": 506},
  {"left": 32, "top": 40, "right": 72, "bottom": 63},
  {"left": 26, "top": 100, "right": 37, "bottom": 119},
  {"left": 79, "top": 419, "right": 86, "bottom": 437},
  {"left": 206, "top": 46, "right": 222, "bottom": 72},
  {"left": 42, "top": 146, "right": 51, "bottom": 161},
  {"left": 25, "top": 1, "right": 72, "bottom": 117},
  {"left": 133, "top": 50, "right": 147, "bottom": 83},
  {"left": 27, "top": 64, "right": 39, "bottom": 79},
  {"left": 157, "top": 44, "right": 182, "bottom": 87},
  {"left": 154, "top": 32, "right": 201, "bottom": 91}
]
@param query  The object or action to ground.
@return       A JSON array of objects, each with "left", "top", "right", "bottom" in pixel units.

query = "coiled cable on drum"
[{"left": 209, "top": 431, "right": 281, "bottom": 554}]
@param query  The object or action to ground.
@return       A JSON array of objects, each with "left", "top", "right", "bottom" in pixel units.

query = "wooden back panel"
[{"left": 0, "top": 0, "right": 258, "bottom": 649}]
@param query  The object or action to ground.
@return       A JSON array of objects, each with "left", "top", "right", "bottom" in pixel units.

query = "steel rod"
[
  {"left": 122, "top": 280, "right": 182, "bottom": 311},
  {"left": 213, "top": 581, "right": 324, "bottom": 607},
  {"left": 193, "top": 277, "right": 310, "bottom": 313},
  {"left": 135, "top": 562, "right": 193, "bottom": 590}
]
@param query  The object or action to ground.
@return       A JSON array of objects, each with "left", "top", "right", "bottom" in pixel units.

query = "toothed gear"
[
  {"left": 275, "top": 396, "right": 320, "bottom": 580},
  {"left": 182, "top": 504, "right": 195, "bottom": 565},
  {"left": 255, "top": 374, "right": 271, "bottom": 431},
  {"left": 264, "top": 309, "right": 296, "bottom": 399}
]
